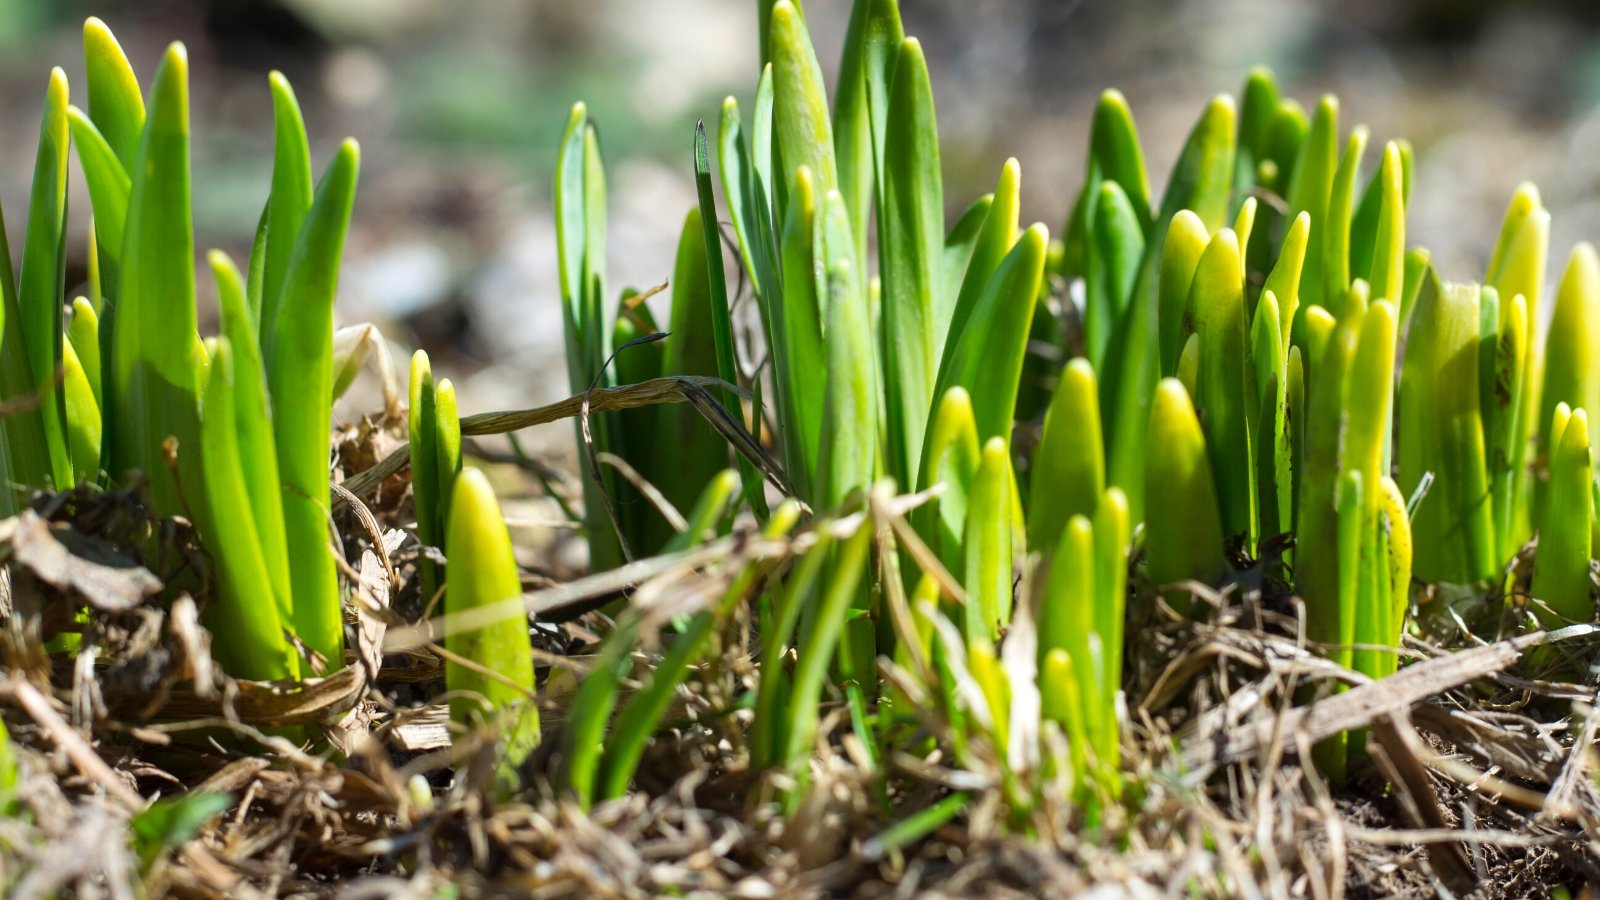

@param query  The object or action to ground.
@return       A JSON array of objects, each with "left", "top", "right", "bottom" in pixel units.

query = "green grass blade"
[
  {"left": 1188, "top": 228, "right": 1256, "bottom": 548},
  {"left": 750, "top": 526, "right": 834, "bottom": 770},
  {"left": 770, "top": 0, "right": 837, "bottom": 201},
  {"left": 1084, "top": 181, "right": 1145, "bottom": 375},
  {"left": 1378, "top": 476, "right": 1413, "bottom": 674},
  {"left": 1533, "top": 406, "right": 1594, "bottom": 627},
  {"left": 1298, "top": 294, "right": 1363, "bottom": 652},
  {"left": 1344, "top": 301, "right": 1398, "bottom": 694},
  {"left": 663, "top": 469, "right": 741, "bottom": 554},
  {"left": 257, "top": 72, "right": 315, "bottom": 330},
  {"left": 597, "top": 498, "right": 799, "bottom": 801},
  {"left": 109, "top": 43, "right": 203, "bottom": 518},
  {"left": 1486, "top": 184, "right": 1549, "bottom": 325},
  {"left": 879, "top": 36, "right": 944, "bottom": 491},
  {"left": 946, "top": 160, "right": 1020, "bottom": 352},
  {"left": 562, "top": 620, "right": 637, "bottom": 807},
  {"left": 1539, "top": 244, "right": 1600, "bottom": 514},
  {"left": 783, "top": 521, "right": 872, "bottom": 806},
  {"left": 1398, "top": 246, "right": 1431, "bottom": 332},
  {"left": 776, "top": 167, "right": 827, "bottom": 499},
  {"left": 66, "top": 107, "right": 131, "bottom": 289},
  {"left": 1321, "top": 128, "right": 1369, "bottom": 318},
  {"left": 554, "top": 104, "right": 623, "bottom": 569},
  {"left": 1063, "top": 90, "right": 1151, "bottom": 279},
  {"left": 1103, "top": 95, "right": 1235, "bottom": 523},
  {"left": 1285, "top": 95, "right": 1338, "bottom": 313},
  {"left": 434, "top": 378, "right": 462, "bottom": 540},
  {"left": 1399, "top": 276, "right": 1496, "bottom": 583},
  {"left": 964, "top": 438, "right": 1013, "bottom": 639},
  {"left": 717, "top": 98, "right": 779, "bottom": 316},
  {"left": 61, "top": 341, "right": 100, "bottom": 480},
  {"left": 209, "top": 251, "right": 291, "bottom": 627},
  {"left": 1, "top": 67, "right": 72, "bottom": 491},
  {"left": 1354, "top": 141, "right": 1408, "bottom": 301},
  {"left": 694, "top": 122, "right": 769, "bottom": 518},
  {"left": 1252, "top": 291, "right": 1291, "bottom": 539},
  {"left": 1263, "top": 211, "right": 1310, "bottom": 348},
  {"left": 655, "top": 207, "right": 732, "bottom": 534},
  {"left": 817, "top": 188, "right": 879, "bottom": 508},
  {"left": 931, "top": 223, "right": 1047, "bottom": 447},
  {"left": 1344, "top": 299, "right": 1397, "bottom": 522},
  {"left": 446, "top": 468, "right": 539, "bottom": 795},
  {"left": 611, "top": 297, "right": 665, "bottom": 549},
  {"left": 1156, "top": 210, "right": 1208, "bottom": 377},
  {"left": 1235, "top": 67, "right": 1279, "bottom": 199},
  {"left": 943, "top": 194, "right": 992, "bottom": 314},
  {"left": 68, "top": 298, "right": 102, "bottom": 411},
  {"left": 197, "top": 336, "right": 297, "bottom": 682},
  {"left": 1144, "top": 379, "right": 1225, "bottom": 615},
  {"left": 1039, "top": 514, "right": 1095, "bottom": 763},
  {"left": 264, "top": 138, "right": 360, "bottom": 668},
  {"left": 1263, "top": 98, "right": 1309, "bottom": 194},
  {"left": 83, "top": 18, "right": 145, "bottom": 169},
  {"left": 1483, "top": 288, "right": 1528, "bottom": 564},
  {"left": 1090, "top": 486, "right": 1129, "bottom": 783},
  {"left": 409, "top": 350, "right": 443, "bottom": 604},
  {"left": 919, "top": 386, "right": 980, "bottom": 580},
  {"left": 753, "top": 65, "right": 777, "bottom": 222},
  {"left": 833, "top": 0, "right": 901, "bottom": 266},
  {"left": 1317, "top": 466, "right": 1362, "bottom": 779},
  {"left": 1027, "top": 358, "right": 1104, "bottom": 553}
]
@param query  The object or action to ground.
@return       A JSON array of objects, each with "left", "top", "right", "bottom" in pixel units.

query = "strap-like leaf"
[
  {"left": 265, "top": 138, "right": 360, "bottom": 667},
  {"left": 256, "top": 72, "right": 315, "bottom": 329},
  {"left": 879, "top": 37, "right": 943, "bottom": 490},
  {"left": 1143, "top": 379, "right": 1225, "bottom": 615},
  {"left": 211, "top": 251, "right": 291, "bottom": 623},
  {"left": 446, "top": 468, "right": 539, "bottom": 795},
  {"left": 1027, "top": 358, "right": 1104, "bottom": 553},
  {"left": 197, "top": 337, "right": 298, "bottom": 682}
]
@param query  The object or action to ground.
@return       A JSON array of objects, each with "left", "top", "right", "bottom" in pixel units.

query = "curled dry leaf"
[{"left": 2, "top": 510, "right": 161, "bottom": 611}]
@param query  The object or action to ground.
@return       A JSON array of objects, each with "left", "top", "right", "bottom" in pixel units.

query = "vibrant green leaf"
[
  {"left": 1143, "top": 379, "right": 1225, "bottom": 614},
  {"left": 264, "top": 138, "right": 360, "bottom": 667},
  {"left": 1156, "top": 209, "right": 1208, "bottom": 377},
  {"left": 210, "top": 251, "right": 290, "bottom": 625},
  {"left": 1285, "top": 94, "right": 1338, "bottom": 313},
  {"left": 1321, "top": 127, "right": 1368, "bottom": 318},
  {"left": 964, "top": 438, "right": 1013, "bottom": 639},
  {"left": 1083, "top": 181, "right": 1144, "bottom": 374},
  {"left": 817, "top": 189, "right": 878, "bottom": 509},
  {"left": 931, "top": 223, "right": 1046, "bottom": 447},
  {"left": 879, "top": 36, "right": 943, "bottom": 490},
  {"left": 255, "top": 72, "right": 315, "bottom": 329},
  {"left": 1027, "top": 358, "right": 1104, "bottom": 553},
  {"left": 446, "top": 468, "right": 539, "bottom": 794},
  {"left": 770, "top": 0, "right": 837, "bottom": 204},
  {"left": 198, "top": 337, "right": 297, "bottom": 681},
  {"left": 1399, "top": 275, "right": 1496, "bottom": 584},
  {"left": 83, "top": 17, "right": 145, "bottom": 169},
  {"left": 1188, "top": 228, "right": 1256, "bottom": 547},
  {"left": 109, "top": 44, "right": 203, "bottom": 519}
]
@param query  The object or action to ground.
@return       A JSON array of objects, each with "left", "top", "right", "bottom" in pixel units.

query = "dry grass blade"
[
  {"left": 336, "top": 375, "right": 769, "bottom": 503},
  {"left": 1185, "top": 624, "right": 1598, "bottom": 773},
  {"left": 1368, "top": 710, "right": 1476, "bottom": 893}
]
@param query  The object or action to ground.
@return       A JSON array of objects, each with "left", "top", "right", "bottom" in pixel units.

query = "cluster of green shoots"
[
  {"left": 551, "top": 0, "right": 1600, "bottom": 817},
  {"left": 0, "top": 19, "right": 547, "bottom": 787},
  {"left": 0, "top": 20, "right": 360, "bottom": 682},
  {"left": 5, "top": 1, "right": 1598, "bottom": 833}
]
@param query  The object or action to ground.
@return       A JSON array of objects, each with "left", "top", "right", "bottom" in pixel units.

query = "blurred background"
[{"left": 4, "top": 0, "right": 1600, "bottom": 435}]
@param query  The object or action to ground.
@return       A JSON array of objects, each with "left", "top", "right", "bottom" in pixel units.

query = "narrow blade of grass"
[{"left": 263, "top": 138, "right": 360, "bottom": 668}]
